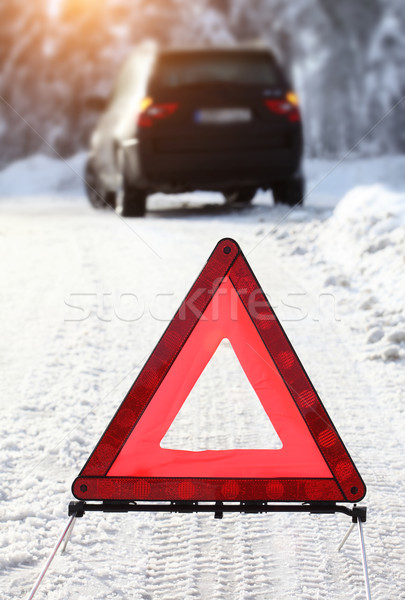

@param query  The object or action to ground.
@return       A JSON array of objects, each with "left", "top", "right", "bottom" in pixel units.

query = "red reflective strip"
[{"left": 73, "top": 476, "right": 344, "bottom": 502}]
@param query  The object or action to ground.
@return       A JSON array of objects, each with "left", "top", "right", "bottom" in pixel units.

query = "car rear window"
[{"left": 154, "top": 52, "right": 281, "bottom": 88}]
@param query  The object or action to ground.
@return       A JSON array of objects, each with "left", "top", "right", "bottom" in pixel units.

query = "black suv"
[{"left": 85, "top": 46, "right": 304, "bottom": 216}]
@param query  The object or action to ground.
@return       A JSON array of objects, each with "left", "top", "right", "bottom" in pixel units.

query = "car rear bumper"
[{"left": 124, "top": 130, "right": 303, "bottom": 192}]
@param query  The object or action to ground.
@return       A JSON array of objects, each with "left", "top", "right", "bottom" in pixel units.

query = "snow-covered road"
[{"left": 1, "top": 156, "right": 405, "bottom": 599}]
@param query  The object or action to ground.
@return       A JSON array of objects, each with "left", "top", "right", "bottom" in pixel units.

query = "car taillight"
[
  {"left": 264, "top": 93, "right": 300, "bottom": 122},
  {"left": 137, "top": 100, "right": 179, "bottom": 128}
]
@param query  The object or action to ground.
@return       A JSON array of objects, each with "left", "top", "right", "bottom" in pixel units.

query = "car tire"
[
  {"left": 104, "top": 191, "right": 117, "bottom": 210},
  {"left": 272, "top": 178, "right": 305, "bottom": 207},
  {"left": 224, "top": 188, "right": 256, "bottom": 204},
  {"left": 122, "top": 184, "right": 147, "bottom": 217},
  {"left": 85, "top": 159, "right": 116, "bottom": 209}
]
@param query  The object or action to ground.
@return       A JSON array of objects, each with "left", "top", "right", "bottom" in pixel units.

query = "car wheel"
[
  {"left": 122, "top": 184, "right": 147, "bottom": 217},
  {"left": 272, "top": 178, "right": 305, "bottom": 207},
  {"left": 104, "top": 191, "right": 117, "bottom": 210},
  {"left": 85, "top": 160, "right": 116, "bottom": 209},
  {"left": 224, "top": 188, "right": 256, "bottom": 204}
]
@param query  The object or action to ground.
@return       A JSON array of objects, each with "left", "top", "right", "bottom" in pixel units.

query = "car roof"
[{"left": 157, "top": 46, "right": 276, "bottom": 60}]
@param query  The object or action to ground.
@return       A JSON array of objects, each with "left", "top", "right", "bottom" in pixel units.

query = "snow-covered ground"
[{"left": 0, "top": 154, "right": 404, "bottom": 599}]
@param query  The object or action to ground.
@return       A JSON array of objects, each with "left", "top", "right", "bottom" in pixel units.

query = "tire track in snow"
[
  {"left": 143, "top": 512, "right": 203, "bottom": 599},
  {"left": 234, "top": 514, "right": 277, "bottom": 599}
]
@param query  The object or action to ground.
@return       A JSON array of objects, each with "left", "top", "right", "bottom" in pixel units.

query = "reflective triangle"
[{"left": 73, "top": 239, "right": 366, "bottom": 503}]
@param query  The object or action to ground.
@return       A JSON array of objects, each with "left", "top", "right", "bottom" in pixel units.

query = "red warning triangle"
[{"left": 73, "top": 239, "right": 366, "bottom": 503}]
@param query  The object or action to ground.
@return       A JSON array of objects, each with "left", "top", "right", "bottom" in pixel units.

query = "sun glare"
[{"left": 52, "top": 0, "right": 102, "bottom": 19}]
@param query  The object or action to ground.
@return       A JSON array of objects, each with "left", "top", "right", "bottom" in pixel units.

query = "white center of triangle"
[{"left": 160, "top": 338, "right": 283, "bottom": 451}]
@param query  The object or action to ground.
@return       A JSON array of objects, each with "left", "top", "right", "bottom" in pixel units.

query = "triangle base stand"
[
  {"left": 25, "top": 501, "right": 371, "bottom": 600},
  {"left": 24, "top": 515, "right": 76, "bottom": 600},
  {"left": 337, "top": 517, "right": 371, "bottom": 600}
]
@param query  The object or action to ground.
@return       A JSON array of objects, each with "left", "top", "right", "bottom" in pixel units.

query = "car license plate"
[{"left": 194, "top": 108, "right": 252, "bottom": 124}]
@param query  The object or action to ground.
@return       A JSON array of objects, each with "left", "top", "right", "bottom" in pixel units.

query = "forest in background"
[{"left": 0, "top": 0, "right": 404, "bottom": 166}]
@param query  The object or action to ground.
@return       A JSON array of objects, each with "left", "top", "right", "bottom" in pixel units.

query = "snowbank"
[
  {"left": 316, "top": 184, "right": 405, "bottom": 361},
  {"left": 0, "top": 152, "right": 87, "bottom": 197}
]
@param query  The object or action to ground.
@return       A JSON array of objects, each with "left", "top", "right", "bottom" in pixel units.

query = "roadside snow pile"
[
  {"left": 318, "top": 184, "right": 405, "bottom": 361},
  {"left": 0, "top": 152, "right": 86, "bottom": 197}
]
